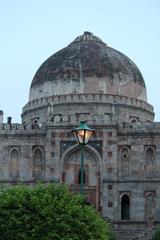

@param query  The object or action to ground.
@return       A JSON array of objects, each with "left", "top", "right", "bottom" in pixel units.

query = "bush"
[
  {"left": 0, "top": 183, "right": 114, "bottom": 240},
  {"left": 153, "top": 226, "right": 160, "bottom": 240}
]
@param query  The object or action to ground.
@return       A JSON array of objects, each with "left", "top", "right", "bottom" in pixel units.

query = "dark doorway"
[
  {"left": 78, "top": 169, "right": 86, "bottom": 184},
  {"left": 121, "top": 194, "right": 130, "bottom": 220}
]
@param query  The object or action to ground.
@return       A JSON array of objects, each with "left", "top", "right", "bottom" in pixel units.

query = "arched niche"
[
  {"left": 130, "top": 118, "right": 138, "bottom": 124},
  {"left": 31, "top": 119, "right": 40, "bottom": 129},
  {"left": 32, "top": 148, "right": 44, "bottom": 179},
  {"left": 120, "top": 147, "right": 130, "bottom": 177},
  {"left": 63, "top": 147, "right": 99, "bottom": 186},
  {"left": 10, "top": 149, "right": 19, "bottom": 178},
  {"left": 145, "top": 193, "right": 155, "bottom": 220},
  {"left": 145, "top": 147, "right": 155, "bottom": 177},
  {"left": 145, "top": 147, "right": 154, "bottom": 162},
  {"left": 61, "top": 144, "right": 102, "bottom": 210}
]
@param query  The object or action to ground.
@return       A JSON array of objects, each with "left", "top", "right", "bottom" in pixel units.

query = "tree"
[
  {"left": 0, "top": 183, "right": 115, "bottom": 240},
  {"left": 153, "top": 226, "right": 160, "bottom": 240}
]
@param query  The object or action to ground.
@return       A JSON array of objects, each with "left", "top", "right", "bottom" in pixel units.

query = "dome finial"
[
  {"left": 71, "top": 31, "right": 105, "bottom": 44},
  {"left": 83, "top": 31, "right": 93, "bottom": 35}
]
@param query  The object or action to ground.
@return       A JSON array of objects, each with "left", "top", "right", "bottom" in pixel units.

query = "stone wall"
[
  {"left": 0, "top": 120, "right": 160, "bottom": 239},
  {"left": 22, "top": 93, "right": 154, "bottom": 125}
]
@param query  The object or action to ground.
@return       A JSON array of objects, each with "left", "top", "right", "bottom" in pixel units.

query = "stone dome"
[{"left": 29, "top": 31, "right": 147, "bottom": 102}]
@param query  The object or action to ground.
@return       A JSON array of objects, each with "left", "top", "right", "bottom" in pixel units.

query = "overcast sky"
[{"left": 0, "top": 0, "right": 159, "bottom": 123}]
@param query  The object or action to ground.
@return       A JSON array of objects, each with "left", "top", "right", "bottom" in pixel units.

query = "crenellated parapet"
[
  {"left": 21, "top": 93, "right": 154, "bottom": 126},
  {"left": 22, "top": 93, "right": 154, "bottom": 114},
  {"left": 0, "top": 123, "right": 46, "bottom": 134},
  {"left": 118, "top": 122, "right": 160, "bottom": 134}
]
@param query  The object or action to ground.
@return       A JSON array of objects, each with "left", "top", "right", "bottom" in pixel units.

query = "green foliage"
[
  {"left": 153, "top": 226, "right": 160, "bottom": 240},
  {"left": 0, "top": 183, "right": 114, "bottom": 240},
  {"left": 108, "top": 228, "right": 117, "bottom": 240}
]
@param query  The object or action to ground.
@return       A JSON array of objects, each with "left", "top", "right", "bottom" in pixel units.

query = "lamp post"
[{"left": 72, "top": 122, "right": 95, "bottom": 195}]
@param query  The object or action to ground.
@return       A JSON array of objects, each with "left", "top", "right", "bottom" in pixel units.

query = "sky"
[{"left": 0, "top": 0, "right": 159, "bottom": 123}]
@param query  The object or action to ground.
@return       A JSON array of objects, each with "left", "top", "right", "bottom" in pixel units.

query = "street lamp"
[{"left": 72, "top": 121, "right": 95, "bottom": 195}]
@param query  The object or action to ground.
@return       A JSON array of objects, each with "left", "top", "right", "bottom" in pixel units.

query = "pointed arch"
[
  {"left": 145, "top": 193, "right": 155, "bottom": 219},
  {"left": 145, "top": 147, "right": 155, "bottom": 177},
  {"left": 120, "top": 147, "right": 130, "bottom": 177},
  {"left": 31, "top": 119, "right": 40, "bottom": 129},
  {"left": 60, "top": 143, "right": 102, "bottom": 176},
  {"left": 130, "top": 118, "right": 138, "bottom": 124},
  {"left": 61, "top": 144, "right": 102, "bottom": 210},
  {"left": 32, "top": 148, "right": 44, "bottom": 179},
  {"left": 121, "top": 194, "right": 130, "bottom": 220},
  {"left": 145, "top": 147, "right": 154, "bottom": 162},
  {"left": 10, "top": 149, "right": 19, "bottom": 177}
]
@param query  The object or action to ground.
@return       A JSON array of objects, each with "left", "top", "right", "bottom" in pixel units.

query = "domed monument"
[
  {"left": 0, "top": 32, "right": 160, "bottom": 239},
  {"left": 22, "top": 31, "right": 153, "bottom": 125}
]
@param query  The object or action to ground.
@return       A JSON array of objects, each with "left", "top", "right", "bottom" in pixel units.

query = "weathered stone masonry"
[{"left": 0, "top": 31, "right": 159, "bottom": 239}]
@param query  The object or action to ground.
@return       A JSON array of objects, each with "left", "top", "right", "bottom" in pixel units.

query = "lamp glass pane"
[
  {"left": 76, "top": 130, "right": 85, "bottom": 144},
  {"left": 84, "top": 130, "right": 93, "bottom": 144},
  {"left": 73, "top": 131, "right": 79, "bottom": 142}
]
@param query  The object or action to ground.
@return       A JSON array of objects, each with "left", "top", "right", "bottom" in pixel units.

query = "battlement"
[
  {"left": 22, "top": 93, "right": 154, "bottom": 114},
  {"left": 0, "top": 123, "right": 46, "bottom": 134},
  {"left": 118, "top": 122, "right": 160, "bottom": 134}
]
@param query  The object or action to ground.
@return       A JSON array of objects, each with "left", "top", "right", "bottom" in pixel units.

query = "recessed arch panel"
[
  {"left": 61, "top": 144, "right": 102, "bottom": 210},
  {"left": 10, "top": 149, "right": 19, "bottom": 177},
  {"left": 32, "top": 148, "right": 44, "bottom": 179}
]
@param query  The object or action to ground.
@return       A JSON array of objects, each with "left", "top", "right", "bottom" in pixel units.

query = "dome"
[{"left": 29, "top": 32, "right": 147, "bottom": 102}]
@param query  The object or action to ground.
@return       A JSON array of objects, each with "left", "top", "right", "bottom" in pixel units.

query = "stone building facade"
[{"left": 0, "top": 32, "right": 160, "bottom": 239}]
